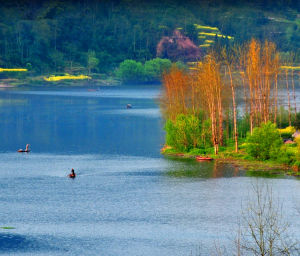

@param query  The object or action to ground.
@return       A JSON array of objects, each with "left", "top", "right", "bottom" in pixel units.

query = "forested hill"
[{"left": 0, "top": 0, "right": 299, "bottom": 74}]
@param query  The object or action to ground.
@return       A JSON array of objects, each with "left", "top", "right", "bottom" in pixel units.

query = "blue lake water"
[{"left": 0, "top": 85, "right": 299, "bottom": 255}]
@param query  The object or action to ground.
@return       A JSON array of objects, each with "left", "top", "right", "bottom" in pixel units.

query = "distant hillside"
[{"left": 0, "top": 0, "right": 299, "bottom": 74}]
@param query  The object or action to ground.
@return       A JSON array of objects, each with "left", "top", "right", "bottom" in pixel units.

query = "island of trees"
[{"left": 161, "top": 38, "right": 300, "bottom": 172}]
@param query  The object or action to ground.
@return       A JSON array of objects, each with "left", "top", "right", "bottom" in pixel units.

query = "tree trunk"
[
  {"left": 228, "top": 66, "right": 238, "bottom": 152},
  {"left": 291, "top": 69, "right": 297, "bottom": 120},
  {"left": 285, "top": 70, "right": 291, "bottom": 126}
]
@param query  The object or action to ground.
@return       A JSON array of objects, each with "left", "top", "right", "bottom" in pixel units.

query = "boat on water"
[
  {"left": 68, "top": 168, "right": 76, "bottom": 179},
  {"left": 17, "top": 144, "right": 30, "bottom": 153},
  {"left": 196, "top": 156, "right": 213, "bottom": 161}
]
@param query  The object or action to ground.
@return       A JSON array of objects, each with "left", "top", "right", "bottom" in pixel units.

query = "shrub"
[
  {"left": 144, "top": 58, "right": 171, "bottom": 81},
  {"left": 165, "top": 114, "right": 201, "bottom": 152},
  {"left": 295, "top": 137, "right": 300, "bottom": 161},
  {"left": 245, "top": 122, "right": 283, "bottom": 160},
  {"left": 117, "top": 59, "right": 145, "bottom": 83},
  {"left": 275, "top": 145, "right": 294, "bottom": 164},
  {"left": 174, "top": 61, "right": 188, "bottom": 71},
  {"left": 188, "top": 148, "right": 207, "bottom": 155}
]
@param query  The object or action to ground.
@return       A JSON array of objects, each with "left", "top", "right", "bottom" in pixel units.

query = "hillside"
[{"left": 0, "top": 0, "right": 299, "bottom": 75}]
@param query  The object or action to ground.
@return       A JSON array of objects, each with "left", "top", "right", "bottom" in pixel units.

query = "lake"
[{"left": 0, "top": 85, "right": 299, "bottom": 255}]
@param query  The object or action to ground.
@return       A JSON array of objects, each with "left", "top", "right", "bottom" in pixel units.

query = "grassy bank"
[{"left": 161, "top": 144, "right": 300, "bottom": 178}]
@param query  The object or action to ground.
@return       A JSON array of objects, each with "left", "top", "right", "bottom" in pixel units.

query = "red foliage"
[{"left": 157, "top": 30, "right": 200, "bottom": 61}]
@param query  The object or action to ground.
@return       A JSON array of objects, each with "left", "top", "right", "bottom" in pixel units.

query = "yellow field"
[
  {"left": 280, "top": 66, "right": 300, "bottom": 70},
  {"left": 0, "top": 68, "right": 27, "bottom": 72},
  {"left": 199, "top": 44, "right": 211, "bottom": 47},
  {"left": 194, "top": 24, "right": 219, "bottom": 31},
  {"left": 44, "top": 74, "right": 91, "bottom": 82}
]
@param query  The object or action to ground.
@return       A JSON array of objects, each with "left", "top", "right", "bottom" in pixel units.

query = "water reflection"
[{"left": 165, "top": 158, "right": 246, "bottom": 178}]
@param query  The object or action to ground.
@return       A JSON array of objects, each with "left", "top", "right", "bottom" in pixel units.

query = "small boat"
[
  {"left": 17, "top": 144, "right": 30, "bottom": 153},
  {"left": 68, "top": 173, "right": 76, "bottom": 178},
  {"left": 68, "top": 168, "right": 76, "bottom": 179},
  {"left": 126, "top": 104, "right": 132, "bottom": 109},
  {"left": 196, "top": 156, "right": 213, "bottom": 161}
]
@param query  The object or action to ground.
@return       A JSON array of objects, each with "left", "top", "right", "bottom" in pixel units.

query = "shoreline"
[
  {"left": 0, "top": 75, "right": 121, "bottom": 87},
  {"left": 0, "top": 75, "right": 163, "bottom": 88},
  {"left": 161, "top": 148, "right": 300, "bottom": 178}
]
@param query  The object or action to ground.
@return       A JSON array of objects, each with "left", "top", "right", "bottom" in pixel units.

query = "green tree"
[
  {"left": 165, "top": 114, "right": 202, "bottom": 152},
  {"left": 117, "top": 59, "right": 145, "bottom": 83},
  {"left": 245, "top": 122, "right": 283, "bottom": 160},
  {"left": 174, "top": 61, "right": 188, "bottom": 71},
  {"left": 144, "top": 58, "right": 171, "bottom": 81},
  {"left": 87, "top": 50, "right": 99, "bottom": 75}
]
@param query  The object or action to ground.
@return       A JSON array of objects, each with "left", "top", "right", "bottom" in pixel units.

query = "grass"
[
  {"left": 1, "top": 227, "right": 15, "bottom": 229},
  {"left": 161, "top": 143, "right": 293, "bottom": 174}
]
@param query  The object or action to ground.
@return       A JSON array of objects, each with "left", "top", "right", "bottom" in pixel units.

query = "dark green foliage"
[
  {"left": 87, "top": 50, "right": 99, "bottom": 74},
  {"left": 245, "top": 122, "right": 283, "bottom": 160},
  {"left": 144, "top": 58, "right": 172, "bottom": 81},
  {"left": 116, "top": 60, "right": 145, "bottom": 83},
  {"left": 117, "top": 58, "right": 171, "bottom": 83},
  {"left": 280, "top": 132, "right": 293, "bottom": 140},
  {"left": 0, "top": 0, "right": 299, "bottom": 74},
  {"left": 293, "top": 112, "right": 300, "bottom": 130},
  {"left": 174, "top": 61, "right": 188, "bottom": 71}
]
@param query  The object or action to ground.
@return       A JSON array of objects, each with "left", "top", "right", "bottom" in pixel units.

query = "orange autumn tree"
[
  {"left": 222, "top": 47, "right": 238, "bottom": 152},
  {"left": 161, "top": 65, "right": 190, "bottom": 120},
  {"left": 192, "top": 55, "right": 224, "bottom": 154},
  {"left": 161, "top": 39, "right": 287, "bottom": 156},
  {"left": 242, "top": 39, "right": 280, "bottom": 133},
  {"left": 161, "top": 55, "right": 225, "bottom": 155}
]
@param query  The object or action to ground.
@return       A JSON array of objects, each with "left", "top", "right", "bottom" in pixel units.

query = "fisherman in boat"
[
  {"left": 17, "top": 144, "right": 30, "bottom": 153},
  {"left": 68, "top": 168, "right": 76, "bottom": 178}
]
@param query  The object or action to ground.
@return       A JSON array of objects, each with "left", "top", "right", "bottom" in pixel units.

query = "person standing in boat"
[
  {"left": 17, "top": 144, "right": 30, "bottom": 153},
  {"left": 68, "top": 168, "right": 76, "bottom": 178}
]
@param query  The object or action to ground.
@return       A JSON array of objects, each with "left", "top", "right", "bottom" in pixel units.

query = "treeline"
[
  {"left": 117, "top": 58, "right": 186, "bottom": 83},
  {"left": 0, "top": 0, "right": 299, "bottom": 74},
  {"left": 161, "top": 39, "right": 299, "bottom": 165}
]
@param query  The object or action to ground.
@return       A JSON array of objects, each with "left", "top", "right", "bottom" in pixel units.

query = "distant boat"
[
  {"left": 17, "top": 144, "right": 30, "bottom": 153},
  {"left": 196, "top": 156, "right": 213, "bottom": 161},
  {"left": 126, "top": 104, "right": 132, "bottom": 109}
]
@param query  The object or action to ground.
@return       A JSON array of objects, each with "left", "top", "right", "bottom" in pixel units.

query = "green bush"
[
  {"left": 275, "top": 146, "right": 294, "bottom": 164},
  {"left": 165, "top": 114, "right": 214, "bottom": 152},
  {"left": 174, "top": 61, "right": 188, "bottom": 71},
  {"left": 144, "top": 58, "right": 171, "bottom": 81},
  {"left": 117, "top": 59, "right": 145, "bottom": 83},
  {"left": 188, "top": 148, "right": 207, "bottom": 155},
  {"left": 245, "top": 122, "right": 283, "bottom": 160},
  {"left": 117, "top": 58, "right": 173, "bottom": 83},
  {"left": 165, "top": 114, "right": 202, "bottom": 152}
]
